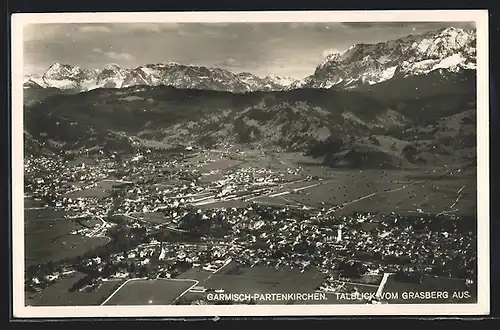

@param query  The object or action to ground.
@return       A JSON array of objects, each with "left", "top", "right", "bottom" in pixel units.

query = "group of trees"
[
  {"left": 402, "top": 144, "right": 420, "bottom": 161},
  {"left": 233, "top": 117, "right": 262, "bottom": 144},
  {"left": 106, "top": 187, "right": 127, "bottom": 217},
  {"left": 196, "top": 135, "right": 218, "bottom": 149},
  {"left": 393, "top": 270, "right": 423, "bottom": 284},
  {"left": 178, "top": 213, "right": 231, "bottom": 237},
  {"left": 106, "top": 226, "right": 148, "bottom": 251},
  {"left": 306, "top": 135, "right": 345, "bottom": 158},
  {"left": 336, "top": 260, "right": 367, "bottom": 279}
]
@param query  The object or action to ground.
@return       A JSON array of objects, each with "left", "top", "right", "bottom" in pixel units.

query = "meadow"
[
  {"left": 27, "top": 274, "right": 124, "bottom": 306},
  {"left": 199, "top": 265, "right": 326, "bottom": 305},
  {"left": 252, "top": 168, "right": 476, "bottom": 216},
  {"left": 25, "top": 209, "right": 108, "bottom": 266},
  {"left": 102, "top": 278, "right": 197, "bottom": 305},
  {"left": 65, "top": 180, "right": 118, "bottom": 199}
]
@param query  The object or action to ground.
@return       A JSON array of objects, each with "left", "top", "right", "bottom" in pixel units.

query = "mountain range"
[
  {"left": 24, "top": 62, "right": 296, "bottom": 94},
  {"left": 23, "top": 26, "right": 477, "bottom": 169},
  {"left": 24, "top": 27, "right": 475, "bottom": 95}
]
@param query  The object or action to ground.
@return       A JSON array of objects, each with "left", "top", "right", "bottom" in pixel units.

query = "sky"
[{"left": 24, "top": 21, "right": 475, "bottom": 79}]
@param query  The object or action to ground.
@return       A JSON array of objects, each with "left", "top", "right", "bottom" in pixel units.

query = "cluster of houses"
[
  {"left": 24, "top": 154, "right": 116, "bottom": 200},
  {"left": 204, "top": 206, "right": 476, "bottom": 280}
]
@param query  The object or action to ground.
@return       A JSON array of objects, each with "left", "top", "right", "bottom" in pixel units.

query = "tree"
[
  {"left": 45, "top": 260, "right": 55, "bottom": 273},
  {"left": 402, "top": 144, "right": 419, "bottom": 161},
  {"left": 369, "top": 136, "right": 381, "bottom": 146},
  {"left": 129, "top": 262, "right": 136, "bottom": 274},
  {"left": 138, "top": 265, "right": 149, "bottom": 278}
]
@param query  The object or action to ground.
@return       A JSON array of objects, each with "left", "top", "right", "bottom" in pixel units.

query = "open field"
[
  {"left": 180, "top": 264, "right": 327, "bottom": 305},
  {"left": 178, "top": 264, "right": 382, "bottom": 305},
  {"left": 24, "top": 198, "right": 46, "bottom": 208},
  {"left": 75, "top": 218, "right": 102, "bottom": 227},
  {"left": 65, "top": 187, "right": 109, "bottom": 199},
  {"left": 176, "top": 263, "right": 473, "bottom": 305},
  {"left": 130, "top": 212, "right": 169, "bottom": 224},
  {"left": 195, "top": 200, "right": 249, "bottom": 210},
  {"left": 25, "top": 208, "right": 78, "bottom": 220},
  {"left": 27, "top": 274, "right": 124, "bottom": 306},
  {"left": 250, "top": 169, "right": 475, "bottom": 216},
  {"left": 26, "top": 233, "right": 109, "bottom": 267},
  {"left": 65, "top": 180, "right": 119, "bottom": 198},
  {"left": 197, "top": 158, "right": 243, "bottom": 172},
  {"left": 177, "top": 267, "right": 218, "bottom": 282},
  {"left": 102, "top": 278, "right": 197, "bottom": 305},
  {"left": 25, "top": 199, "right": 110, "bottom": 266},
  {"left": 25, "top": 213, "right": 109, "bottom": 266}
]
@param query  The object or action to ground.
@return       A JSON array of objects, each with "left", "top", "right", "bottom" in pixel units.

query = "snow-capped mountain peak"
[
  {"left": 103, "top": 63, "right": 122, "bottom": 70},
  {"left": 264, "top": 75, "right": 296, "bottom": 86},
  {"left": 39, "top": 63, "right": 100, "bottom": 90}
]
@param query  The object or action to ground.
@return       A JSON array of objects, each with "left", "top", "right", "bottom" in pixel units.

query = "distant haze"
[{"left": 24, "top": 21, "right": 475, "bottom": 79}]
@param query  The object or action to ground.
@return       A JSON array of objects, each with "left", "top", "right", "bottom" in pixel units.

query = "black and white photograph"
[{"left": 11, "top": 10, "right": 489, "bottom": 317}]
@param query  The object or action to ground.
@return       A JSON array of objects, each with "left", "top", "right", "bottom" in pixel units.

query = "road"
[
  {"left": 86, "top": 216, "right": 109, "bottom": 238},
  {"left": 375, "top": 273, "right": 392, "bottom": 298},
  {"left": 117, "top": 213, "right": 190, "bottom": 233},
  {"left": 101, "top": 179, "right": 133, "bottom": 184},
  {"left": 24, "top": 217, "right": 88, "bottom": 223},
  {"left": 246, "top": 180, "right": 327, "bottom": 202},
  {"left": 24, "top": 207, "right": 49, "bottom": 211}
]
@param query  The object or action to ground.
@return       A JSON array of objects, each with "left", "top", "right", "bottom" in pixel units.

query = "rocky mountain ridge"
[{"left": 288, "top": 27, "right": 476, "bottom": 89}]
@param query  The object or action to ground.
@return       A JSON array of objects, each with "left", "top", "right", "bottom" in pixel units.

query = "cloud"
[
  {"left": 201, "top": 23, "right": 230, "bottom": 27},
  {"left": 340, "top": 21, "right": 476, "bottom": 30},
  {"left": 104, "top": 51, "right": 134, "bottom": 61},
  {"left": 203, "top": 30, "right": 222, "bottom": 37},
  {"left": 341, "top": 22, "right": 411, "bottom": 29},
  {"left": 23, "top": 24, "right": 69, "bottom": 42},
  {"left": 92, "top": 48, "right": 103, "bottom": 53},
  {"left": 173, "top": 23, "right": 242, "bottom": 39},
  {"left": 212, "top": 58, "right": 242, "bottom": 69},
  {"left": 287, "top": 22, "right": 343, "bottom": 31},
  {"left": 117, "top": 23, "right": 180, "bottom": 33},
  {"left": 177, "top": 29, "right": 194, "bottom": 37},
  {"left": 79, "top": 25, "right": 112, "bottom": 33},
  {"left": 223, "top": 58, "right": 238, "bottom": 66}
]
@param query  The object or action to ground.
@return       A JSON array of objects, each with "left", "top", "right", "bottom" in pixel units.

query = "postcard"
[{"left": 11, "top": 9, "right": 490, "bottom": 317}]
